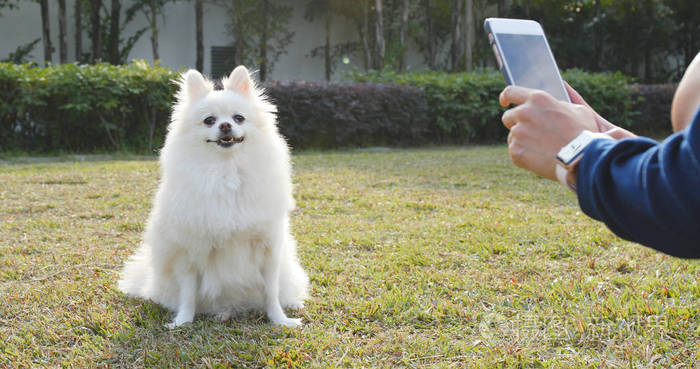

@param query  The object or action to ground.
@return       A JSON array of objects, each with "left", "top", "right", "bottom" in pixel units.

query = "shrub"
[
  {"left": 562, "top": 69, "right": 639, "bottom": 128},
  {"left": 0, "top": 61, "right": 177, "bottom": 153},
  {"left": 630, "top": 83, "right": 677, "bottom": 136},
  {"left": 347, "top": 68, "right": 641, "bottom": 142},
  {"left": 0, "top": 62, "right": 430, "bottom": 152},
  {"left": 265, "top": 81, "right": 429, "bottom": 148},
  {"left": 348, "top": 69, "right": 508, "bottom": 142},
  {"left": 0, "top": 62, "right": 673, "bottom": 153}
]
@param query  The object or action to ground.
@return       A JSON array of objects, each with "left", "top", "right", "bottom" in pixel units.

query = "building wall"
[{"left": 0, "top": 0, "right": 429, "bottom": 81}]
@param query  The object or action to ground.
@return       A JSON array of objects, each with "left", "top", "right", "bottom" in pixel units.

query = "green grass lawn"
[{"left": 0, "top": 146, "right": 697, "bottom": 368}]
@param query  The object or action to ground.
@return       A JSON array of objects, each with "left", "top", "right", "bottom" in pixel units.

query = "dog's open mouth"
[{"left": 207, "top": 135, "right": 244, "bottom": 148}]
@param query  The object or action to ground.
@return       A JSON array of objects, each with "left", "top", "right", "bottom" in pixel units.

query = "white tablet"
[{"left": 484, "top": 18, "right": 570, "bottom": 102}]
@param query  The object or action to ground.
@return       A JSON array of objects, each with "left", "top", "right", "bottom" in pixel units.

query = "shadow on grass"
[{"left": 110, "top": 294, "right": 302, "bottom": 368}]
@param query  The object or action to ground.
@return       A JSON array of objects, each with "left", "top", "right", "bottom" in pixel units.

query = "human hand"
[
  {"left": 499, "top": 85, "right": 600, "bottom": 181},
  {"left": 564, "top": 82, "right": 636, "bottom": 139}
]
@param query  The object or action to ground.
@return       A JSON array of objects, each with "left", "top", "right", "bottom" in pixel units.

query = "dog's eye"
[
  {"left": 233, "top": 114, "right": 245, "bottom": 124},
  {"left": 203, "top": 116, "right": 216, "bottom": 126}
]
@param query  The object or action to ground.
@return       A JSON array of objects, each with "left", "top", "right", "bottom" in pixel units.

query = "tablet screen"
[{"left": 497, "top": 33, "right": 569, "bottom": 102}]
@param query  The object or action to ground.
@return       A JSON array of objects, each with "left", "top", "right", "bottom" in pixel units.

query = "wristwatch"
[{"left": 555, "top": 130, "right": 611, "bottom": 191}]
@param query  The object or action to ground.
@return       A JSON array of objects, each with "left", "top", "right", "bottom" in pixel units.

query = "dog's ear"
[
  {"left": 180, "top": 69, "right": 210, "bottom": 100},
  {"left": 223, "top": 65, "right": 255, "bottom": 97}
]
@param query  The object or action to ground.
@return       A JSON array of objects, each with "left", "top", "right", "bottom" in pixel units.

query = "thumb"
[{"left": 564, "top": 81, "right": 590, "bottom": 108}]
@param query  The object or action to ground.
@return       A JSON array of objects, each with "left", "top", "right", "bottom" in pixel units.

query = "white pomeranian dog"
[{"left": 118, "top": 66, "right": 308, "bottom": 328}]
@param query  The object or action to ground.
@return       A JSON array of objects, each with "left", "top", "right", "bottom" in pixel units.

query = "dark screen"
[{"left": 497, "top": 33, "right": 568, "bottom": 101}]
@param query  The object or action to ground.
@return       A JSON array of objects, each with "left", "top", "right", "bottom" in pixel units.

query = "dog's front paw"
[
  {"left": 215, "top": 310, "right": 232, "bottom": 323},
  {"left": 285, "top": 301, "right": 305, "bottom": 310},
  {"left": 165, "top": 316, "right": 193, "bottom": 329},
  {"left": 269, "top": 316, "right": 302, "bottom": 328},
  {"left": 272, "top": 317, "right": 302, "bottom": 328},
  {"left": 164, "top": 322, "right": 179, "bottom": 329}
]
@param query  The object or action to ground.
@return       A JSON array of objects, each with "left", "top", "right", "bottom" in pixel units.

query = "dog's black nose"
[{"left": 219, "top": 122, "right": 232, "bottom": 133}]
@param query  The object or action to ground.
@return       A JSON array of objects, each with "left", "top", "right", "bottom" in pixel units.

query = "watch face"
[{"left": 557, "top": 131, "right": 596, "bottom": 165}]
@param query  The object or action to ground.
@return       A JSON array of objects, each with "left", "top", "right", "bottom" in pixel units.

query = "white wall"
[{"left": 0, "top": 0, "right": 430, "bottom": 81}]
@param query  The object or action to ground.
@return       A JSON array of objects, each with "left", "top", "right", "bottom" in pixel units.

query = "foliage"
[
  {"left": 507, "top": 0, "right": 699, "bottom": 83},
  {"left": 560, "top": 69, "right": 639, "bottom": 129},
  {"left": 630, "top": 83, "right": 678, "bottom": 136},
  {"left": 125, "top": 0, "right": 175, "bottom": 25},
  {"left": 306, "top": 42, "right": 361, "bottom": 77},
  {"left": 347, "top": 68, "right": 640, "bottom": 141},
  {"left": 211, "top": 0, "right": 294, "bottom": 79},
  {"left": 303, "top": 0, "right": 334, "bottom": 23},
  {"left": 83, "top": 0, "right": 148, "bottom": 65},
  {"left": 0, "top": 62, "right": 666, "bottom": 153},
  {"left": 309, "top": 0, "right": 695, "bottom": 82},
  {"left": 2, "top": 38, "right": 40, "bottom": 64},
  {"left": 408, "top": 0, "right": 454, "bottom": 69},
  {"left": 0, "top": 61, "right": 177, "bottom": 152},
  {"left": 303, "top": 0, "right": 362, "bottom": 78},
  {"left": 266, "top": 80, "right": 430, "bottom": 148},
  {"left": 349, "top": 69, "right": 509, "bottom": 141},
  {"left": 125, "top": 0, "right": 179, "bottom": 59},
  {"left": 0, "top": 0, "right": 18, "bottom": 15},
  {"left": 664, "top": 0, "right": 700, "bottom": 79},
  {"left": 325, "top": 0, "right": 451, "bottom": 71},
  {"left": 0, "top": 148, "right": 698, "bottom": 367}
]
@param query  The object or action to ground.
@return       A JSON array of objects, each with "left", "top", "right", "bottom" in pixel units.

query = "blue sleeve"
[{"left": 576, "top": 108, "right": 700, "bottom": 258}]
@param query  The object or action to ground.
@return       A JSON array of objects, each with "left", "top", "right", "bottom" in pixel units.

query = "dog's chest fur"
[{"left": 154, "top": 151, "right": 291, "bottom": 245}]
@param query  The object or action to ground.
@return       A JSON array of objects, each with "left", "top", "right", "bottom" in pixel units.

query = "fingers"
[
  {"left": 499, "top": 85, "right": 539, "bottom": 107},
  {"left": 604, "top": 127, "right": 637, "bottom": 140},
  {"left": 502, "top": 103, "right": 534, "bottom": 131},
  {"left": 507, "top": 124, "right": 528, "bottom": 169},
  {"left": 564, "top": 82, "right": 590, "bottom": 108},
  {"left": 501, "top": 107, "right": 519, "bottom": 130}
]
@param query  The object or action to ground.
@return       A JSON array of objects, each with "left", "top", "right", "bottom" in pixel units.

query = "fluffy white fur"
[{"left": 118, "top": 66, "right": 308, "bottom": 328}]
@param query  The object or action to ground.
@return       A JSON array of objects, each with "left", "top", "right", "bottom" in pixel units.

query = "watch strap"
[{"left": 556, "top": 163, "right": 577, "bottom": 192}]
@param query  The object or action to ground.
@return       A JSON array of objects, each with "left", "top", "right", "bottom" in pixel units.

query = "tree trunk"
[
  {"left": 359, "top": 0, "right": 371, "bottom": 71},
  {"left": 58, "top": 0, "right": 67, "bottom": 63},
  {"left": 324, "top": 15, "right": 331, "bottom": 81},
  {"left": 497, "top": 0, "right": 506, "bottom": 17},
  {"left": 259, "top": 0, "right": 268, "bottom": 81},
  {"left": 464, "top": 0, "right": 473, "bottom": 72},
  {"left": 398, "top": 0, "right": 409, "bottom": 71},
  {"left": 75, "top": 0, "right": 83, "bottom": 62},
  {"left": 108, "top": 0, "right": 121, "bottom": 64},
  {"left": 643, "top": 0, "right": 652, "bottom": 82},
  {"left": 149, "top": 3, "right": 159, "bottom": 60},
  {"left": 90, "top": 0, "right": 102, "bottom": 63},
  {"left": 423, "top": 0, "right": 435, "bottom": 69},
  {"left": 450, "top": 0, "right": 463, "bottom": 71},
  {"left": 593, "top": 0, "right": 601, "bottom": 69},
  {"left": 524, "top": 0, "right": 530, "bottom": 18},
  {"left": 374, "top": 0, "right": 384, "bottom": 70},
  {"left": 231, "top": 0, "right": 244, "bottom": 66},
  {"left": 40, "top": 0, "right": 52, "bottom": 65},
  {"left": 195, "top": 0, "right": 203, "bottom": 72}
]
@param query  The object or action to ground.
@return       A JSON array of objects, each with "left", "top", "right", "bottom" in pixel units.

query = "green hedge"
[
  {"left": 630, "top": 83, "right": 677, "bottom": 136},
  {"left": 267, "top": 81, "right": 429, "bottom": 148},
  {"left": 0, "top": 62, "right": 663, "bottom": 153},
  {"left": 347, "top": 69, "right": 640, "bottom": 142},
  {"left": 0, "top": 61, "right": 176, "bottom": 153}
]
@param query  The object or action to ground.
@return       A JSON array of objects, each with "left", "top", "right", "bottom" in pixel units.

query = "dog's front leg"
[
  {"left": 166, "top": 266, "right": 198, "bottom": 329},
  {"left": 262, "top": 228, "right": 301, "bottom": 328}
]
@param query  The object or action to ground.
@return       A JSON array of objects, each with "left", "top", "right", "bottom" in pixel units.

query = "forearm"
[
  {"left": 671, "top": 52, "right": 700, "bottom": 132},
  {"left": 576, "top": 120, "right": 700, "bottom": 257}
]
